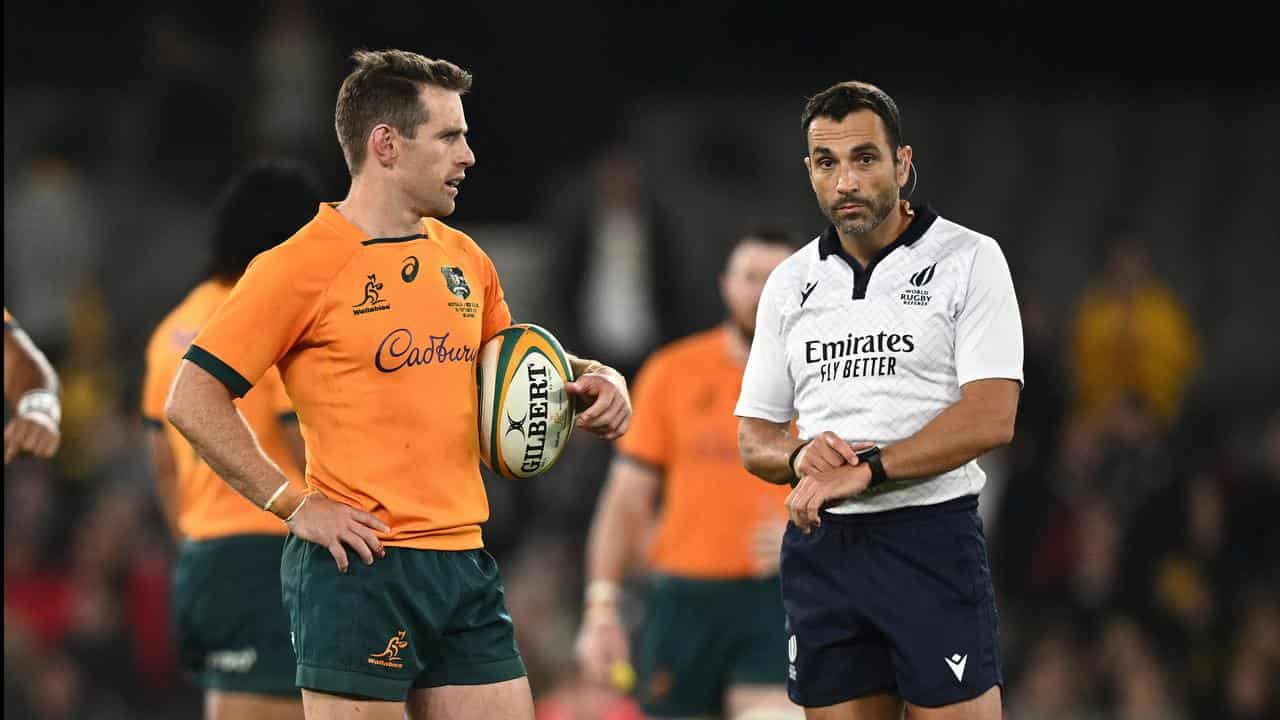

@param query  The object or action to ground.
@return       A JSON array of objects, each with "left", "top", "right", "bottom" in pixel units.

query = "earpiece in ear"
[{"left": 903, "top": 160, "right": 918, "bottom": 199}]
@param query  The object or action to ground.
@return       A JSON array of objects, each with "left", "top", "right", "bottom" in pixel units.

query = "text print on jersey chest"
[
  {"left": 344, "top": 246, "right": 482, "bottom": 374},
  {"left": 791, "top": 258, "right": 956, "bottom": 385}
]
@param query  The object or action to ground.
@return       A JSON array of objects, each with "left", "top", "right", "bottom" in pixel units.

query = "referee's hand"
[
  {"left": 794, "top": 431, "right": 863, "bottom": 478},
  {"left": 788, "top": 444, "right": 874, "bottom": 532}
]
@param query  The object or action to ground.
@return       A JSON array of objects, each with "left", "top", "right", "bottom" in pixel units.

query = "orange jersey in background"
[
  {"left": 616, "top": 327, "right": 791, "bottom": 579},
  {"left": 143, "top": 280, "right": 303, "bottom": 540},
  {"left": 187, "top": 204, "right": 512, "bottom": 550}
]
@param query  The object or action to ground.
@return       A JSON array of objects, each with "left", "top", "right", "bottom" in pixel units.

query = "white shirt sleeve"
[
  {"left": 955, "top": 237, "right": 1024, "bottom": 387},
  {"left": 735, "top": 267, "right": 796, "bottom": 422}
]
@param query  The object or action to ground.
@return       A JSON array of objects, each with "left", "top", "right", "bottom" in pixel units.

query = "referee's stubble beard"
[{"left": 820, "top": 165, "right": 898, "bottom": 240}]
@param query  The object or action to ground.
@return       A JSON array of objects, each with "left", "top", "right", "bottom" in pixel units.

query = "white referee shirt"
[{"left": 735, "top": 206, "right": 1023, "bottom": 513}]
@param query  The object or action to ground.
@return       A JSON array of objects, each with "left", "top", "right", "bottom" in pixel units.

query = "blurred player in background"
[
  {"left": 142, "top": 161, "right": 321, "bottom": 719},
  {"left": 575, "top": 230, "right": 801, "bottom": 720},
  {"left": 164, "top": 49, "right": 631, "bottom": 720},
  {"left": 4, "top": 307, "right": 62, "bottom": 462},
  {"left": 737, "top": 81, "right": 1022, "bottom": 719}
]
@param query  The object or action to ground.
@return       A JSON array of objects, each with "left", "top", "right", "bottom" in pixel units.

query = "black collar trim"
[
  {"left": 818, "top": 204, "right": 938, "bottom": 264},
  {"left": 362, "top": 233, "right": 430, "bottom": 246}
]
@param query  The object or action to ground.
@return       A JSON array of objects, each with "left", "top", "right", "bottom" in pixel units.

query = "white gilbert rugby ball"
[{"left": 477, "top": 323, "right": 575, "bottom": 479}]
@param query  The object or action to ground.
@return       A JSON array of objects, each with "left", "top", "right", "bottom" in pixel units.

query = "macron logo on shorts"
[{"left": 945, "top": 653, "right": 967, "bottom": 682}]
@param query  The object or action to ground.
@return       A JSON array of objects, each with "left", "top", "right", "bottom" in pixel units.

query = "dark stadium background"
[{"left": 4, "top": 2, "right": 1277, "bottom": 718}]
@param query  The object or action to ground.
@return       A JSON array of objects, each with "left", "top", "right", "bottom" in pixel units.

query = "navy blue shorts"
[{"left": 780, "top": 495, "right": 1002, "bottom": 708}]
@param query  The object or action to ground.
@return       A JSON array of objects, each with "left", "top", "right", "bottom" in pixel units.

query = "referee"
[{"left": 736, "top": 81, "right": 1022, "bottom": 720}]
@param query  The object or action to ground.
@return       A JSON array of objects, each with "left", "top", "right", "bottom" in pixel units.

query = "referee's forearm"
[
  {"left": 880, "top": 380, "right": 1019, "bottom": 482},
  {"left": 738, "top": 417, "right": 805, "bottom": 485}
]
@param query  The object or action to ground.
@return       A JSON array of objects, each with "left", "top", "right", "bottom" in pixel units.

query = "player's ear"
[
  {"left": 896, "top": 145, "right": 912, "bottom": 188},
  {"left": 369, "top": 124, "right": 398, "bottom": 168}
]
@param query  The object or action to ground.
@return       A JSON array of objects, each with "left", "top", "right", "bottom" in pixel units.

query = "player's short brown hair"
[
  {"left": 801, "top": 81, "right": 903, "bottom": 153},
  {"left": 334, "top": 49, "right": 472, "bottom": 174}
]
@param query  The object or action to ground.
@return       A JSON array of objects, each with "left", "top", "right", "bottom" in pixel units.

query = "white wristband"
[
  {"left": 262, "top": 480, "right": 290, "bottom": 513},
  {"left": 17, "top": 389, "right": 60, "bottom": 426},
  {"left": 585, "top": 579, "right": 621, "bottom": 606},
  {"left": 284, "top": 492, "right": 315, "bottom": 523}
]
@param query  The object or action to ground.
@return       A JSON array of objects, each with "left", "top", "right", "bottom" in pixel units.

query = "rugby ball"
[{"left": 477, "top": 323, "right": 575, "bottom": 479}]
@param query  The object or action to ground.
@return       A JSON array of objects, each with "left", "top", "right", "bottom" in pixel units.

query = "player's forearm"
[
  {"left": 738, "top": 417, "right": 806, "bottom": 485},
  {"left": 586, "top": 466, "right": 654, "bottom": 584},
  {"left": 3, "top": 329, "right": 59, "bottom": 408},
  {"left": 585, "top": 500, "right": 641, "bottom": 585},
  {"left": 146, "top": 433, "right": 183, "bottom": 540},
  {"left": 153, "top": 466, "right": 184, "bottom": 539},
  {"left": 166, "top": 361, "right": 298, "bottom": 518},
  {"left": 880, "top": 383, "right": 1018, "bottom": 482}
]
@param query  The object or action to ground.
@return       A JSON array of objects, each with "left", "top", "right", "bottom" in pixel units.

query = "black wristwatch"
[
  {"left": 787, "top": 440, "right": 811, "bottom": 487},
  {"left": 856, "top": 445, "right": 890, "bottom": 489}
]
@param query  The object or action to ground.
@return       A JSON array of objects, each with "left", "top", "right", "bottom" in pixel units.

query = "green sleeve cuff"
[
  {"left": 278, "top": 411, "right": 299, "bottom": 424},
  {"left": 183, "top": 344, "right": 252, "bottom": 398},
  {"left": 142, "top": 416, "right": 165, "bottom": 430}
]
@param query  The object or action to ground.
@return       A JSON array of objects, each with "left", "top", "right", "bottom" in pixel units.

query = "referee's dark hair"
[
  {"left": 205, "top": 160, "right": 321, "bottom": 281},
  {"left": 801, "top": 81, "right": 904, "bottom": 153}
]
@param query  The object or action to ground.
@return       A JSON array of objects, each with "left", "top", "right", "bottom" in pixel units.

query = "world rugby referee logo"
[
  {"left": 901, "top": 263, "right": 936, "bottom": 306},
  {"left": 909, "top": 263, "right": 937, "bottom": 287}
]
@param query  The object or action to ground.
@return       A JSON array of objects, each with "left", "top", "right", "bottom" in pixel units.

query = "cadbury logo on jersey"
[{"left": 375, "top": 328, "right": 476, "bottom": 373}]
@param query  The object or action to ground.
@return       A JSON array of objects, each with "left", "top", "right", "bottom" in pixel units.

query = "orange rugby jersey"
[
  {"left": 142, "top": 280, "right": 303, "bottom": 540},
  {"left": 616, "top": 326, "right": 791, "bottom": 579},
  {"left": 186, "top": 204, "right": 512, "bottom": 550}
]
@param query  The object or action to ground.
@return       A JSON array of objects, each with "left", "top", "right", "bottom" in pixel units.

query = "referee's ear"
[{"left": 896, "top": 145, "right": 913, "bottom": 189}]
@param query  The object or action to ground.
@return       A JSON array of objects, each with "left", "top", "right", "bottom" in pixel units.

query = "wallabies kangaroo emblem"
[
  {"left": 369, "top": 630, "right": 408, "bottom": 660},
  {"left": 354, "top": 274, "right": 385, "bottom": 308}
]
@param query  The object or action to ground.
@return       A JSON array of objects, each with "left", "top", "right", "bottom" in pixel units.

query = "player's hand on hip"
[
  {"left": 566, "top": 366, "right": 632, "bottom": 440},
  {"left": 787, "top": 462, "right": 873, "bottom": 532},
  {"left": 795, "top": 432, "right": 868, "bottom": 477},
  {"left": 4, "top": 415, "right": 61, "bottom": 464},
  {"left": 574, "top": 604, "right": 631, "bottom": 687},
  {"left": 285, "top": 494, "right": 390, "bottom": 572}
]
